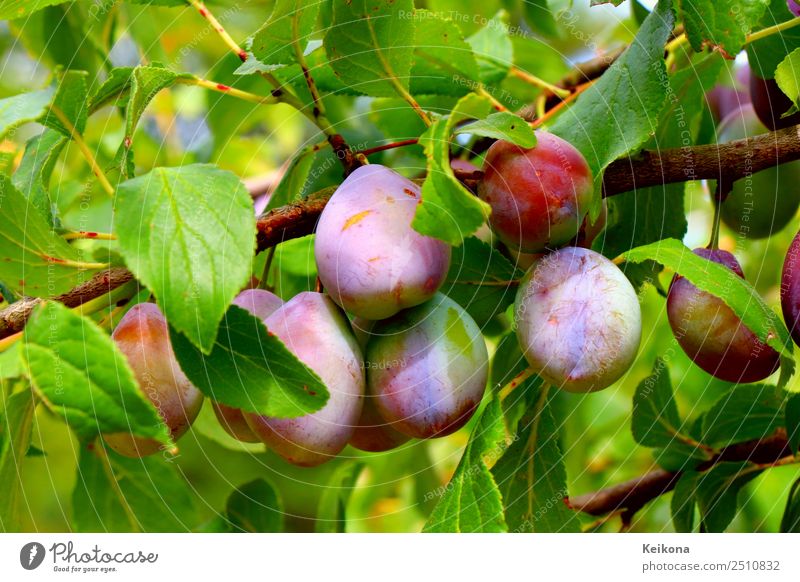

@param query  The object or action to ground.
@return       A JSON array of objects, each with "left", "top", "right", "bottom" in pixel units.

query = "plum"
[
  {"left": 478, "top": 131, "right": 593, "bottom": 253},
  {"left": 244, "top": 292, "right": 364, "bottom": 466},
  {"left": 211, "top": 289, "right": 284, "bottom": 443},
  {"left": 349, "top": 397, "right": 411, "bottom": 452},
  {"left": 104, "top": 303, "right": 204, "bottom": 457},
  {"left": 668, "top": 248, "right": 780, "bottom": 383},
  {"left": 366, "top": 293, "right": 488, "bottom": 439},
  {"left": 314, "top": 165, "right": 451, "bottom": 320},
  {"left": 706, "top": 66, "right": 750, "bottom": 123},
  {"left": 750, "top": 73, "right": 800, "bottom": 131},
  {"left": 782, "top": 229, "right": 800, "bottom": 347},
  {"left": 514, "top": 247, "right": 641, "bottom": 393},
  {"left": 716, "top": 104, "right": 800, "bottom": 238},
  {"left": 791, "top": 0, "right": 800, "bottom": 17}
]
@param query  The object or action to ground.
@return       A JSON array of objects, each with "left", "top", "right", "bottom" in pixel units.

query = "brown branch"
[
  {"left": 569, "top": 431, "right": 793, "bottom": 518},
  {"left": 0, "top": 267, "right": 133, "bottom": 339}
]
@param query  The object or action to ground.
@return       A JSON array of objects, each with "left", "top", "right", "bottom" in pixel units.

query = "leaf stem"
[
  {"left": 258, "top": 247, "right": 276, "bottom": 291},
  {"left": 498, "top": 367, "right": 537, "bottom": 401},
  {"left": 50, "top": 105, "right": 114, "bottom": 196},
  {"left": 93, "top": 440, "right": 142, "bottom": 532},
  {"left": 476, "top": 86, "right": 508, "bottom": 112},
  {"left": 61, "top": 231, "right": 117, "bottom": 241},
  {"left": 532, "top": 79, "right": 596, "bottom": 128},
  {"left": 746, "top": 16, "right": 800, "bottom": 45},
  {"left": 357, "top": 138, "right": 420, "bottom": 156},
  {"left": 185, "top": 0, "right": 247, "bottom": 61},
  {"left": 509, "top": 67, "right": 571, "bottom": 98},
  {"left": 177, "top": 76, "right": 282, "bottom": 105}
]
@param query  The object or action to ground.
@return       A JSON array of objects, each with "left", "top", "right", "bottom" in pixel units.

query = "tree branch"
[{"left": 568, "top": 430, "right": 794, "bottom": 518}]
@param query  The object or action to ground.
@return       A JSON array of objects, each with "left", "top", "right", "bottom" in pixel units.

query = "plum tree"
[
  {"left": 244, "top": 292, "right": 364, "bottom": 466},
  {"left": 749, "top": 72, "right": 800, "bottom": 131},
  {"left": 782, "top": 229, "right": 800, "bottom": 347},
  {"left": 515, "top": 247, "right": 642, "bottom": 393},
  {"left": 668, "top": 248, "right": 780, "bottom": 383},
  {"left": 478, "top": 131, "right": 593, "bottom": 253},
  {"left": 212, "top": 289, "right": 284, "bottom": 443},
  {"left": 104, "top": 303, "right": 204, "bottom": 457},
  {"left": 716, "top": 104, "right": 800, "bottom": 238},
  {"left": 314, "top": 165, "right": 451, "bottom": 320},
  {"left": 366, "top": 293, "right": 488, "bottom": 439}
]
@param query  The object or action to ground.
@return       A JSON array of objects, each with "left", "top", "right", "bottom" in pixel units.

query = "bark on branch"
[{"left": 568, "top": 431, "right": 794, "bottom": 518}]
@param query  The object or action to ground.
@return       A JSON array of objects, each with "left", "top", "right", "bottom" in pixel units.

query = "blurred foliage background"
[{"left": 1, "top": 0, "right": 798, "bottom": 533}]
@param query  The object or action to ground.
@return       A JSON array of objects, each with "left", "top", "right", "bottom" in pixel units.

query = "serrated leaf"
[
  {"left": 678, "top": 0, "right": 770, "bottom": 57},
  {"left": 747, "top": 0, "right": 800, "bottom": 79},
  {"left": 0, "top": 388, "right": 35, "bottom": 532},
  {"left": 0, "top": 0, "right": 70, "bottom": 19},
  {"left": 72, "top": 443, "right": 197, "bottom": 532},
  {"left": 775, "top": 48, "right": 800, "bottom": 107},
  {"left": 621, "top": 239, "right": 794, "bottom": 366},
  {"left": 12, "top": 129, "right": 66, "bottom": 224},
  {"left": 550, "top": 0, "right": 675, "bottom": 182},
  {"left": 115, "top": 164, "right": 256, "bottom": 354},
  {"left": 466, "top": 11, "right": 513, "bottom": 84},
  {"left": 42, "top": 70, "right": 89, "bottom": 137},
  {"left": 316, "top": 461, "right": 364, "bottom": 533},
  {"left": 412, "top": 93, "right": 492, "bottom": 245},
  {"left": 633, "top": 358, "right": 690, "bottom": 448},
  {"left": 226, "top": 478, "right": 283, "bottom": 533},
  {"left": 324, "top": 0, "right": 416, "bottom": 98},
  {"left": 410, "top": 11, "right": 480, "bottom": 96},
  {"left": 170, "top": 305, "right": 328, "bottom": 418},
  {"left": 89, "top": 67, "right": 134, "bottom": 112},
  {"left": 702, "top": 384, "right": 784, "bottom": 447},
  {"left": 250, "top": 0, "right": 320, "bottom": 70},
  {"left": 424, "top": 398, "right": 508, "bottom": 532},
  {"left": 0, "top": 175, "right": 99, "bottom": 297},
  {"left": 780, "top": 476, "right": 800, "bottom": 532},
  {"left": 266, "top": 147, "right": 318, "bottom": 212},
  {"left": 455, "top": 112, "right": 536, "bottom": 147},
  {"left": 0, "top": 87, "right": 54, "bottom": 140},
  {"left": 492, "top": 387, "right": 578, "bottom": 532},
  {"left": 671, "top": 471, "right": 699, "bottom": 532},
  {"left": 695, "top": 462, "right": 761, "bottom": 532},
  {"left": 443, "top": 236, "right": 521, "bottom": 325},
  {"left": 21, "top": 302, "right": 170, "bottom": 443}
]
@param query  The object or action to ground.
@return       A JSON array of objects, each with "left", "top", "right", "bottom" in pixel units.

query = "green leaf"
[
  {"left": 89, "top": 67, "right": 134, "bottom": 112},
  {"left": 12, "top": 129, "right": 66, "bottom": 224},
  {"left": 115, "top": 164, "right": 256, "bottom": 354},
  {"left": 0, "top": 388, "right": 35, "bottom": 532},
  {"left": 678, "top": 0, "right": 770, "bottom": 57},
  {"left": 266, "top": 147, "right": 318, "bottom": 212},
  {"left": 410, "top": 11, "right": 480, "bottom": 96},
  {"left": 466, "top": 11, "right": 513, "bottom": 84},
  {"left": 250, "top": 0, "right": 321, "bottom": 70},
  {"left": 72, "top": 443, "right": 198, "bottom": 532},
  {"left": 550, "top": 0, "right": 675, "bottom": 180},
  {"left": 21, "top": 302, "right": 169, "bottom": 444},
  {"left": 0, "top": 175, "right": 99, "bottom": 297},
  {"left": 412, "top": 93, "right": 492, "bottom": 245},
  {"left": 316, "top": 461, "right": 365, "bottom": 533},
  {"left": 42, "top": 70, "right": 89, "bottom": 137},
  {"left": 671, "top": 471, "right": 699, "bottom": 532},
  {"left": 455, "top": 112, "right": 536, "bottom": 148},
  {"left": 324, "top": 0, "right": 416, "bottom": 98},
  {"left": 632, "top": 358, "right": 692, "bottom": 448},
  {"left": 0, "top": 344, "right": 23, "bottom": 381},
  {"left": 621, "top": 239, "right": 794, "bottom": 365},
  {"left": 780, "top": 476, "right": 800, "bottom": 532},
  {"left": 747, "top": 0, "right": 800, "bottom": 79},
  {"left": 492, "top": 387, "right": 578, "bottom": 532},
  {"left": 775, "top": 48, "right": 800, "bottom": 107},
  {"left": 170, "top": 305, "right": 328, "bottom": 418},
  {"left": 786, "top": 392, "right": 800, "bottom": 453},
  {"left": 601, "top": 54, "right": 721, "bottom": 286},
  {"left": 424, "top": 398, "right": 508, "bottom": 532},
  {"left": 695, "top": 462, "right": 761, "bottom": 532},
  {"left": 0, "top": 87, "right": 54, "bottom": 140},
  {"left": 702, "top": 385, "right": 784, "bottom": 447},
  {"left": 443, "top": 236, "right": 521, "bottom": 325},
  {"left": 0, "top": 0, "right": 70, "bottom": 20},
  {"left": 226, "top": 478, "right": 283, "bottom": 533}
]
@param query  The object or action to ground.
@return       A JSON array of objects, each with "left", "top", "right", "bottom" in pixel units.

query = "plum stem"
[
  {"left": 746, "top": 16, "right": 800, "bottom": 45},
  {"left": 509, "top": 67, "right": 571, "bottom": 99},
  {"left": 357, "top": 139, "right": 420, "bottom": 157},
  {"left": 258, "top": 247, "right": 277, "bottom": 291}
]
